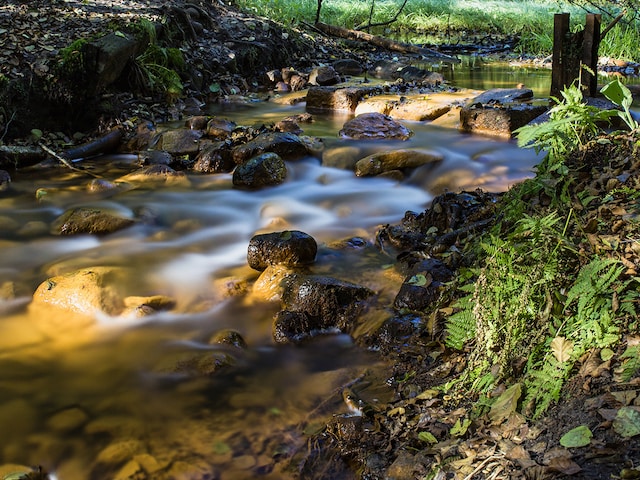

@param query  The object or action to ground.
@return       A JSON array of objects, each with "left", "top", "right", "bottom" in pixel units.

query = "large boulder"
[
  {"left": 273, "top": 275, "right": 375, "bottom": 343},
  {"left": 193, "top": 141, "right": 235, "bottom": 173},
  {"left": 339, "top": 112, "right": 413, "bottom": 140},
  {"left": 460, "top": 87, "right": 547, "bottom": 138},
  {"left": 247, "top": 230, "right": 317, "bottom": 270},
  {"left": 232, "top": 152, "right": 287, "bottom": 189}
]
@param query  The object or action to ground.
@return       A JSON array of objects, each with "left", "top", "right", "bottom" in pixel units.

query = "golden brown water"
[{"left": 0, "top": 94, "right": 543, "bottom": 479}]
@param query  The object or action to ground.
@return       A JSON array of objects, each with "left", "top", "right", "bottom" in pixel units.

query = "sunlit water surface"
[{"left": 0, "top": 86, "right": 543, "bottom": 479}]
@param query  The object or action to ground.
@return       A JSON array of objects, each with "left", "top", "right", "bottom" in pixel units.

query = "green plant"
[
  {"left": 57, "top": 38, "right": 88, "bottom": 79},
  {"left": 446, "top": 212, "right": 570, "bottom": 392},
  {"left": 132, "top": 44, "right": 184, "bottom": 97},
  {"left": 601, "top": 78, "right": 639, "bottom": 132}
]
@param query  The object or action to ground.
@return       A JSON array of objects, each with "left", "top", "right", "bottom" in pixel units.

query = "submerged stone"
[
  {"left": 51, "top": 206, "right": 135, "bottom": 236},
  {"left": 232, "top": 131, "right": 309, "bottom": 163},
  {"left": 339, "top": 112, "right": 413, "bottom": 140}
]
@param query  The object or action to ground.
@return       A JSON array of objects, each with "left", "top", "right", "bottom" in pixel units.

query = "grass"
[{"left": 234, "top": 0, "right": 639, "bottom": 61}]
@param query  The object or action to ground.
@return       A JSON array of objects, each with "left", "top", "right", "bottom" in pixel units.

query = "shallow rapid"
[{"left": 0, "top": 93, "right": 542, "bottom": 479}]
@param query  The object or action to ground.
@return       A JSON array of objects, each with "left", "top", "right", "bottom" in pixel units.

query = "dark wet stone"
[
  {"left": 156, "top": 128, "right": 203, "bottom": 155},
  {"left": 468, "top": 87, "right": 534, "bottom": 105},
  {"left": 247, "top": 230, "right": 317, "bottom": 271},
  {"left": 0, "top": 169, "right": 11, "bottom": 192},
  {"left": 87, "top": 178, "right": 120, "bottom": 193},
  {"left": 232, "top": 131, "right": 308, "bottom": 164},
  {"left": 274, "top": 275, "right": 374, "bottom": 343},
  {"left": 232, "top": 152, "right": 287, "bottom": 189},
  {"left": 206, "top": 117, "right": 237, "bottom": 139},
  {"left": 138, "top": 149, "right": 172, "bottom": 166},
  {"left": 208, "top": 329, "right": 247, "bottom": 349},
  {"left": 393, "top": 258, "right": 454, "bottom": 311},
  {"left": 184, "top": 115, "right": 210, "bottom": 130},
  {"left": 332, "top": 59, "right": 363, "bottom": 76},
  {"left": 339, "top": 112, "right": 413, "bottom": 140},
  {"left": 52, "top": 206, "right": 135, "bottom": 236},
  {"left": 309, "top": 65, "right": 341, "bottom": 86},
  {"left": 193, "top": 141, "right": 235, "bottom": 173}
]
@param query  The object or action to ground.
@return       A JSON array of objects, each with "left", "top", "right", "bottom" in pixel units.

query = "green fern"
[
  {"left": 619, "top": 345, "right": 640, "bottom": 382},
  {"left": 445, "top": 292, "right": 476, "bottom": 351},
  {"left": 523, "top": 356, "right": 569, "bottom": 419}
]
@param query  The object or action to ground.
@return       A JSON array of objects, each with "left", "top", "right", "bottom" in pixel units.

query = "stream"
[{"left": 0, "top": 63, "right": 552, "bottom": 479}]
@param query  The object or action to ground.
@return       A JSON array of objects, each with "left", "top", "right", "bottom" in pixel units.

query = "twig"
[
  {"left": 0, "top": 111, "right": 16, "bottom": 143},
  {"left": 38, "top": 142, "right": 101, "bottom": 178}
]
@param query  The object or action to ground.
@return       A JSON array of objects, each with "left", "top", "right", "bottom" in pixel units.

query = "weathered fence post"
[
  {"left": 550, "top": 13, "right": 601, "bottom": 99},
  {"left": 582, "top": 13, "right": 602, "bottom": 97},
  {"left": 551, "top": 13, "right": 571, "bottom": 100}
]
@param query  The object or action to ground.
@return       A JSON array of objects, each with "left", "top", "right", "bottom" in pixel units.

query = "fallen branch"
[
  {"left": 601, "top": 9, "right": 625, "bottom": 39},
  {"left": 60, "top": 127, "right": 123, "bottom": 161},
  {"left": 0, "top": 145, "right": 46, "bottom": 168},
  {"left": 312, "top": 22, "right": 460, "bottom": 64}
]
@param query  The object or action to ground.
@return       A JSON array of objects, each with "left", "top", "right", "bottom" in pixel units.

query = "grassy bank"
[{"left": 234, "top": 0, "right": 639, "bottom": 61}]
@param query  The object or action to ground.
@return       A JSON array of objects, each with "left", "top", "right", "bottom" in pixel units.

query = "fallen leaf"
[
  {"left": 559, "top": 425, "right": 593, "bottom": 447},
  {"left": 613, "top": 406, "right": 640, "bottom": 438},
  {"left": 551, "top": 336, "right": 573, "bottom": 363},
  {"left": 489, "top": 383, "right": 522, "bottom": 425}
]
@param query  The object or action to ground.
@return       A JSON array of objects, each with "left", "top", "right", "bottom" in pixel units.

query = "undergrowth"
[{"left": 443, "top": 79, "right": 640, "bottom": 419}]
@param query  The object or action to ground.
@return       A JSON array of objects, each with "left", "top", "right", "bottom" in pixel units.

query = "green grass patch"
[{"left": 234, "top": 0, "right": 639, "bottom": 61}]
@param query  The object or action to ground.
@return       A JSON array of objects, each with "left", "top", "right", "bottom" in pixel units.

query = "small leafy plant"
[{"left": 600, "top": 78, "right": 639, "bottom": 132}]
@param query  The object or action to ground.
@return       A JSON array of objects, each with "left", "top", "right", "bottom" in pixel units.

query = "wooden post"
[
  {"left": 581, "top": 14, "right": 601, "bottom": 97},
  {"left": 551, "top": 13, "right": 570, "bottom": 100}
]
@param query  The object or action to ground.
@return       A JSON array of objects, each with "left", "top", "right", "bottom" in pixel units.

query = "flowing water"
[{"left": 0, "top": 71, "right": 546, "bottom": 479}]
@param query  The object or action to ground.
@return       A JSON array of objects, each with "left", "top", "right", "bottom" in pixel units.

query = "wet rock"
[
  {"left": 94, "top": 439, "right": 145, "bottom": 466},
  {"left": 87, "top": 178, "right": 124, "bottom": 193},
  {"left": 393, "top": 258, "right": 454, "bottom": 311},
  {"left": 118, "top": 164, "right": 189, "bottom": 186},
  {"left": 274, "top": 118, "right": 303, "bottom": 134},
  {"left": 355, "top": 148, "right": 443, "bottom": 177},
  {"left": 193, "top": 141, "right": 235, "bottom": 173},
  {"left": 184, "top": 115, "right": 210, "bottom": 130},
  {"left": 46, "top": 406, "right": 90, "bottom": 432},
  {"left": 332, "top": 59, "right": 364, "bottom": 76},
  {"left": 0, "top": 169, "right": 10, "bottom": 192},
  {"left": 123, "top": 121, "right": 156, "bottom": 152},
  {"left": 251, "top": 265, "right": 299, "bottom": 302},
  {"left": 306, "top": 85, "right": 381, "bottom": 112},
  {"left": 274, "top": 275, "right": 375, "bottom": 343},
  {"left": 369, "top": 60, "right": 444, "bottom": 85},
  {"left": 31, "top": 266, "right": 131, "bottom": 317},
  {"left": 232, "top": 152, "right": 287, "bottom": 188},
  {"left": 51, "top": 206, "right": 136, "bottom": 235},
  {"left": 232, "top": 131, "right": 309, "bottom": 163},
  {"left": 206, "top": 117, "right": 237, "bottom": 139},
  {"left": 247, "top": 230, "right": 317, "bottom": 270},
  {"left": 138, "top": 149, "right": 172, "bottom": 166},
  {"left": 377, "top": 190, "right": 499, "bottom": 253},
  {"left": 322, "top": 144, "right": 382, "bottom": 170},
  {"left": 469, "top": 87, "right": 534, "bottom": 104},
  {"left": 339, "top": 112, "right": 413, "bottom": 140},
  {"left": 460, "top": 103, "right": 547, "bottom": 138},
  {"left": 209, "top": 329, "right": 247, "bottom": 349},
  {"left": 355, "top": 95, "right": 451, "bottom": 121},
  {"left": 309, "top": 65, "right": 342, "bottom": 86},
  {"left": 121, "top": 295, "right": 176, "bottom": 318},
  {"left": 156, "top": 128, "right": 203, "bottom": 156},
  {"left": 460, "top": 87, "right": 546, "bottom": 138}
]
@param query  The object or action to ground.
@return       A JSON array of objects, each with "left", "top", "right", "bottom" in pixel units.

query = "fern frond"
[
  {"left": 619, "top": 345, "right": 640, "bottom": 382},
  {"left": 445, "top": 294, "right": 476, "bottom": 350}
]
